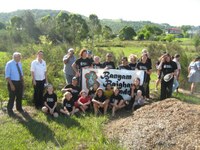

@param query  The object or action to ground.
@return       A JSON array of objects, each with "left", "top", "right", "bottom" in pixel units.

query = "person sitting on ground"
[
  {"left": 60, "top": 91, "right": 79, "bottom": 116},
  {"left": 110, "top": 86, "right": 125, "bottom": 117},
  {"left": 88, "top": 83, "right": 99, "bottom": 100},
  {"left": 61, "top": 76, "right": 81, "bottom": 102},
  {"left": 104, "top": 83, "right": 114, "bottom": 99},
  {"left": 42, "top": 84, "right": 59, "bottom": 118},
  {"left": 92, "top": 88, "right": 109, "bottom": 116},
  {"left": 126, "top": 78, "right": 145, "bottom": 110},
  {"left": 75, "top": 90, "right": 91, "bottom": 114},
  {"left": 132, "top": 90, "right": 145, "bottom": 111},
  {"left": 117, "top": 56, "right": 131, "bottom": 70}
]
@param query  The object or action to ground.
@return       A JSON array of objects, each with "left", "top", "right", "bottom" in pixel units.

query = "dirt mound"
[{"left": 105, "top": 98, "right": 200, "bottom": 150}]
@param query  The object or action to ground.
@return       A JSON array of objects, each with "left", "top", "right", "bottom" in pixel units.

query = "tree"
[
  {"left": 40, "top": 15, "right": 54, "bottom": 35},
  {"left": 23, "top": 11, "right": 41, "bottom": 41},
  {"left": 102, "top": 25, "right": 113, "bottom": 40},
  {"left": 0, "top": 22, "right": 6, "bottom": 30},
  {"left": 10, "top": 16, "right": 24, "bottom": 30},
  {"left": 181, "top": 25, "right": 192, "bottom": 38},
  {"left": 193, "top": 34, "right": 200, "bottom": 51},
  {"left": 68, "top": 14, "right": 88, "bottom": 46},
  {"left": 89, "top": 14, "right": 102, "bottom": 47},
  {"left": 119, "top": 26, "right": 136, "bottom": 40},
  {"left": 55, "top": 11, "right": 70, "bottom": 43}
]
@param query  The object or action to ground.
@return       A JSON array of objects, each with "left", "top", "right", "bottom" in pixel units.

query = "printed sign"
[{"left": 82, "top": 69, "right": 144, "bottom": 100}]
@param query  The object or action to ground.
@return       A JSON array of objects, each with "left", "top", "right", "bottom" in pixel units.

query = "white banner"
[{"left": 82, "top": 69, "right": 144, "bottom": 100}]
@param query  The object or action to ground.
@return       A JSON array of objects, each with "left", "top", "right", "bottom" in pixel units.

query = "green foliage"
[
  {"left": 119, "top": 26, "right": 136, "bottom": 40},
  {"left": 102, "top": 25, "right": 113, "bottom": 40},
  {"left": 137, "top": 25, "right": 163, "bottom": 40},
  {"left": 193, "top": 34, "right": 200, "bottom": 51},
  {"left": 0, "top": 22, "right": 6, "bottom": 30},
  {"left": 0, "top": 112, "right": 123, "bottom": 149},
  {"left": 164, "top": 34, "right": 175, "bottom": 42}
]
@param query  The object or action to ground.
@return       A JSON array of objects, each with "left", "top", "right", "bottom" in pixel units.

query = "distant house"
[{"left": 166, "top": 28, "right": 182, "bottom": 34}]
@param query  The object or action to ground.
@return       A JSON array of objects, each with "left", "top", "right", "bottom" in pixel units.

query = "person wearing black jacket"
[{"left": 158, "top": 53, "right": 177, "bottom": 100}]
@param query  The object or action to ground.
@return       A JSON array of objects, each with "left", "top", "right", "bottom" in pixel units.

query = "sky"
[{"left": 0, "top": 0, "right": 200, "bottom": 26}]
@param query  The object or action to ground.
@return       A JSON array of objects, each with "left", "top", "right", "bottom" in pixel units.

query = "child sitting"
[
  {"left": 60, "top": 91, "right": 79, "bottom": 116},
  {"left": 42, "top": 84, "right": 59, "bottom": 118},
  {"left": 76, "top": 90, "right": 91, "bottom": 113},
  {"left": 133, "top": 90, "right": 145, "bottom": 111},
  {"left": 110, "top": 86, "right": 125, "bottom": 117},
  {"left": 104, "top": 83, "right": 113, "bottom": 99},
  {"left": 88, "top": 83, "right": 99, "bottom": 100}
]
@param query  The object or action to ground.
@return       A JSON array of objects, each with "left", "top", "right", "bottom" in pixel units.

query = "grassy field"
[
  {"left": 0, "top": 109, "right": 122, "bottom": 150},
  {"left": 1, "top": 39, "right": 200, "bottom": 150}
]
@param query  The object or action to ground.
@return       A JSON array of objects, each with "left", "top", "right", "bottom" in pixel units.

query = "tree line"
[{"left": 0, "top": 9, "right": 199, "bottom": 52}]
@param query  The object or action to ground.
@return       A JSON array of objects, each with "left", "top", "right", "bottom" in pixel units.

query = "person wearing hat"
[
  {"left": 61, "top": 76, "right": 81, "bottom": 101},
  {"left": 63, "top": 48, "right": 76, "bottom": 85},
  {"left": 158, "top": 53, "right": 177, "bottom": 100},
  {"left": 75, "top": 90, "right": 91, "bottom": 114}
]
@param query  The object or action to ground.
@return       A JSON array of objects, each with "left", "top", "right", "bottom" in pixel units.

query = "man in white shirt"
[{"left": 31, "top": 50, "right": 48, "bottom": 109}]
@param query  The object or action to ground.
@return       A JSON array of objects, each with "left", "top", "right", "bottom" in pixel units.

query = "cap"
[
  {"left": 163, "top": 73, "right": 173, "bottom": 82},
  {"left": 68, "top": 48, "right": 74, "bottom": 53},
  {"left": 87, "top": 50, "right": 92, "bottom": 55},
  {"left": 72, "top": 77, "right": 78, "bottom": 80},
  {"left": 80, "top": 89, "right": 87, "bottom": 95},
  {"left": 96, "top": 87, "right": 104, "bottom": 92}
]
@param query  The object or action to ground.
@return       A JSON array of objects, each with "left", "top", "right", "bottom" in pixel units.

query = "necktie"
[{"left": 16, "top": 63, "right": 22, "bottom": 80}]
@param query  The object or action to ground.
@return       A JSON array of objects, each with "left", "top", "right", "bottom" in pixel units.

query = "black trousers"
[
  {"left": 160, "top": 78, "right": 173, "bottom": 100},
  {"left": 33, "top": 80, "right": 45, "bottom": 108},
  {"left": 7, "top": 81, "right": 23, "bottom": 111}
]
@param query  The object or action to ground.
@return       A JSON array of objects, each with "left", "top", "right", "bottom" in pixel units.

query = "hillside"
[{"left": 0, "top": 9, "right": 172, "bottom": 33}]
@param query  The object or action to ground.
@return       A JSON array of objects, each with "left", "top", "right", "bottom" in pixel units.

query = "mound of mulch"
[{"left": 104, "top": 98, "right": 200, "bottom": 150}]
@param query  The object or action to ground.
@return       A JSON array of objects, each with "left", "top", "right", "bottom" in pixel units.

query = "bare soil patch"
[{"left": 104, "top": 98, "right": 200, "bottom": 150}]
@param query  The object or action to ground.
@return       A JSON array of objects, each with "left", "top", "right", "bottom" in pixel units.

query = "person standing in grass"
[
  {"left": 60, "top": 91, "right": 79, "bottom": 116},
  {"left": 188, "top": 56, "right": 200, "bottom": 94},
  {"left": 63, "top": 48, "right": 76, "bottom": 85},
  {"left": 136, "top": 53, "right": 152, "bottom": 99},
  {"left": 117, "top": 57, "right": 131, "bottom": 70},
  {"left": 5, "top": 52, "right": 24, "bottom": 115},
  {"left": 172, "top": 54, "right": 181, "bottom": 92},
  {"left": 158, "top": 53, "right": 177, "bottom": 100},
  {"left": 72, "top": 48, "right": 92, "bottom": 88},
  {"left": 129, "top": 54, "right": 138, "bottom": 70},
  {"left": 42, "top": 84, "right": 58, "bottom": 118},
  {"left": 102, "top": 53, "right": 115, "bottom": 69},
  {"left": 31, "top": 50, "right": 48, "bottom": 109}
]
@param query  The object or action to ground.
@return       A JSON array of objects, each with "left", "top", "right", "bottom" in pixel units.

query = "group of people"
[{"left": 4, "top": 48, "right": 200, "bottom": 117}]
